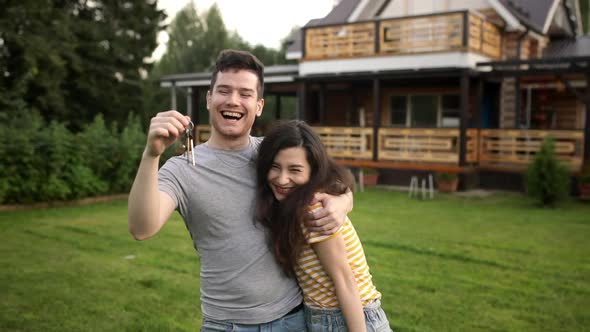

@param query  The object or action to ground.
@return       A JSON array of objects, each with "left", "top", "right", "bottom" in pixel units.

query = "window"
[
  {"left": 388, "top": 93, "right": 461, "bottom": 128},
  {"left": 390, "top": 96, "right": 407, "bottom": 126},
  {"left": 441, "top": 95, "right": 460, "bottom": 127},
  {"left": 411, "top": 95, "right": 438, "bottom": 127}
]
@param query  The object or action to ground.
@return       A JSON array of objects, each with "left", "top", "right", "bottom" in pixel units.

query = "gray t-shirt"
[{"left": 158, "top": 136, "right": 301, "bottom": 324}]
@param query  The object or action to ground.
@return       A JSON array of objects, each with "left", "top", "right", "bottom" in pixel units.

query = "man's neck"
[{"left": 206, "top": 134, "right": 251, "bottom": 151}]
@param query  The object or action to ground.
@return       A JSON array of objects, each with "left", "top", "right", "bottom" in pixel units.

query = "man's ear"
[
  {"left": 206, "top": 90, "right": 211, "bottom": 110},
  {"left": 256, "top": 98, "right": 264, "bottom": 117}
]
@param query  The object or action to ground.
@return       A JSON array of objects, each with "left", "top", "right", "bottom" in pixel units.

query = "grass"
[{"left": 1, "top": 189, "right": 589, "bottom": 331}]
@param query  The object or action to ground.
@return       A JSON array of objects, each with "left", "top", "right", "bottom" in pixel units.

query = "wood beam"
[
  {"left": 372, "top": 78, "right": 381, "bottom": 161},
  {"left": 459, "top": 72, "right": 469, "bottom": 166}
]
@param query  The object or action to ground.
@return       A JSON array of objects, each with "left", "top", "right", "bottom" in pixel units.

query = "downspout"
[{"left": 514, "top": 28, "right": 529, "bottom": 128}]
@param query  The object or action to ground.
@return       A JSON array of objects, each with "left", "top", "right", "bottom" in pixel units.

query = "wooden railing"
[
  {"left": 193, "top": 125, "right": 584, "bottom": 172},
  {"left": 479, "top": 129, "right": 585, "bottom": 171},
  {"left": 303, "top": 11, "right": 502, "bottom": 60},
  {"left": 305, "top": 22, "right": 375, "bottom": 60},
  {"left": 380, "top": 12, "right": 464, "bottom": 55},
  {"left": 377, "top": 128, "right": 461, "bottom": 164},
  {"left": 313, "top": 127, "right": 373, "bottom": 160}
]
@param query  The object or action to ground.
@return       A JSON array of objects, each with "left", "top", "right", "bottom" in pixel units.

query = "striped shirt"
[{"left": 295, "top": 202, "right": 381, "bottom": 309}]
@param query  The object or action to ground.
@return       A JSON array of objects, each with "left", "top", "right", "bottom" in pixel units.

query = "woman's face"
[{"left": 267, "top": 147, "right": 311, "bottom": 201}]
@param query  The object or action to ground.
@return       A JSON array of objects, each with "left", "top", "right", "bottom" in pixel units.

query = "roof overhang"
[
  {"left": 488, "top": 0, "right": 525, "bottom": 32},
  {"left": 477, "top": 56, "right": 590, "bottom": 77},
  {"left": 159, "top": 65, "right": 300, "bottom": 88}
]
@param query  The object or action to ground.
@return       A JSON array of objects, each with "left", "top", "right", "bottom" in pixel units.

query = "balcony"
[{"left": 302, "top": 10, "right": 502, "bottom": 61}]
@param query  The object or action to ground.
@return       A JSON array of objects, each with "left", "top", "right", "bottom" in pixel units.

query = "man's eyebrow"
[{"left": 215, "top": 85, "right": 255, "bottom": 93}]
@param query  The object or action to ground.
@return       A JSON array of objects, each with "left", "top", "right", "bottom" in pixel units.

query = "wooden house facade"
[{"left": 160, "top": 0, "right": 590, "bottom": 191}]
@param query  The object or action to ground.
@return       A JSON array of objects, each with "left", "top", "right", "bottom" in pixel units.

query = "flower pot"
[
  {"left": 362, "top": 173, "right": 379, "bottom": 186},
  {"left": 437, "top": 178, "right": 458, "bottom": 193}
]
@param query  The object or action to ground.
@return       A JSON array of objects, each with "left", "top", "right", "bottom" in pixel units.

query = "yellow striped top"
[{"left": 295, "top": 202, "right": 381, "bottom": 309}]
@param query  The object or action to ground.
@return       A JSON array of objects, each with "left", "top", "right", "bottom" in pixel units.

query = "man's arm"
[
  {"left": 128, "top": 111, "right": 190, "bottom": 240},
  {"left": 306, "top": 189, "right": 353, "bottom": 235}
]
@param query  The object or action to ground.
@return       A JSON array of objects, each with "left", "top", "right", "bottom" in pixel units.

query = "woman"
[{"left": 256, "top": 120, "right": 392, "bottom": 332}]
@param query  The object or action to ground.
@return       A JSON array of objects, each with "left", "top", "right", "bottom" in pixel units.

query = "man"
[{"left": 128, "top": 49, "right": 352, "bottom": 330}]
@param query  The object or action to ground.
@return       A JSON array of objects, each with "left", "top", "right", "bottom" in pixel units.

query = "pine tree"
[{"left": 525, "top": 137, "right": 571, "bottom": 206}]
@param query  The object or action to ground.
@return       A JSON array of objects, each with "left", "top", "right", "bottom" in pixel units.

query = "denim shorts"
[
  {"left": 304, "top": 299, "right": 392, "bottom": 332},
  {"left": 200, "top": 305, "right": 305, "bottom": 332}
]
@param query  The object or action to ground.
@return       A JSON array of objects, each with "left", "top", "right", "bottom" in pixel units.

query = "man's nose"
[{"left": 225, "top": 91, "right": 239, "bottom": 105}]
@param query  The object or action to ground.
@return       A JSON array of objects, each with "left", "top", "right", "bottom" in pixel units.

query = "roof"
[
  {"left": 497, "top": 0, "right": 581, "bottom": 35},
  {"left": 543, "top": 36, "right": 590, "bottom": 58},
  {"left": 159, "top": 64, "right": 300, "bottom": 88},
  {"left": 498, "top": 0, "right": 557, "bottom": 33},
  {"left": 304, "top": 0, "right": 361, "bottom": 27}
]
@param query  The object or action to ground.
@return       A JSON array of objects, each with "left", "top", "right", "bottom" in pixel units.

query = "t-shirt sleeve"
[
  {"left": 301, "top": 202, "right": 344, "bottom": 244},
  {"left": 158, "top": 157, "right": 187, "bottom": 213}
]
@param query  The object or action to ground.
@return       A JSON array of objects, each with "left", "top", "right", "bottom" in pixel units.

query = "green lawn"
[{"left": 1, "top": 189, "right": 589, "bottom": 331}]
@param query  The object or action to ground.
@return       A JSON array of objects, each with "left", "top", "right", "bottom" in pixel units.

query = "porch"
[{"left": 195, "top": 125, "right": 584, "bottom": 173}]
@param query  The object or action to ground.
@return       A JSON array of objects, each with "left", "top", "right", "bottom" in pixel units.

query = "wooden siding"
[{"left": 303, "top": 11, "right": 502, "bottom": 61}]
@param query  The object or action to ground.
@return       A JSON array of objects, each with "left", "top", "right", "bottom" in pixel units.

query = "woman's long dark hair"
[{"left": 256, "top": 120, "right": 354, "bottom": 277}]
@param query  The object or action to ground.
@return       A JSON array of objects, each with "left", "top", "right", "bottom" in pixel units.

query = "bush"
[
  {"left": 525, "top": 136, "right": 570, "bottom": 207},
  {"left": 0, "top": 111, "right": 145, "bottom": 204},
  {"left": 435, "top": 172, "right": 457, "bottom": 182}
]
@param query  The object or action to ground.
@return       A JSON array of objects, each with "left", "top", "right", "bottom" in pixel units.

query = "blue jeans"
[
  {"left": 304, "top": 300, "right": 392, "bottom": 332},
  {"left": 200, "top": 306, "right": 305, "bottom": 332}
]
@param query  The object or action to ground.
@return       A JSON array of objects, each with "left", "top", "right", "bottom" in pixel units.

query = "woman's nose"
[{"left": 277, "top": 171, "right": 289, "bottom": 184}]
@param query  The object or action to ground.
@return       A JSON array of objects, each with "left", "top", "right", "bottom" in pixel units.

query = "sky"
[{"left": 152, "top": 0, "right": 336, "bottom": 60}]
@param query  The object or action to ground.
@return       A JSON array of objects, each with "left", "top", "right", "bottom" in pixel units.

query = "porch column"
[
  {"left": 186, "top": 87, "right": 193, "bottom": 119},
  {"left": 475, "top": 78, "right": 483, "bottom": 129},
  {"left": 170, "top": 82, "right": 177, "bottom": 110},
  {"left": 194, "top": 88, "right": 201, "bottom": 125},
  {"left": 459, "top": 71, "right": 470, "bottom": 166},
  {"left": 372, "top": 78, "right": 381, "bottom": 161},
  {"left": 297, "top": 81, "right": 307, "bottom": 121},
  {"left": 275, "top": 94, "right": 282, "bottom": 120},
  {"left": 514, "top": 76, "right": 522, "bottom": 129},
  {"left": 319, "top": 84, "right": 326, "bottom": 125}
]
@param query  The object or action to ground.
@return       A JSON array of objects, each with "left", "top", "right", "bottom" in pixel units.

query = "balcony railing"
[
  {"left": 479, "top": 129, "right": 585, "bottom": 171},
  {"left": 303, "top": 10, "right": 502, "bottom": 60},
  {"left": 192, "top": 125, "right": 584, "bottom": 172}
]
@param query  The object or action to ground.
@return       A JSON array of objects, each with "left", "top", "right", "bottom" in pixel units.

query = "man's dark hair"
[{"left": 210, "top": 49, "right": 264, "bottom": 99}]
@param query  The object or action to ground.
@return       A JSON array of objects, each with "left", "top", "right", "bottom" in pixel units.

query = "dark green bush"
[
  {"left": 0, "top": 110, "right": 145, "bottom": 204},
  {"left": 525, "top": 136, "right": 570, "bottom": 207}
]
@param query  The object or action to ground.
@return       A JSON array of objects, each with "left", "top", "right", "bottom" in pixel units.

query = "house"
[{"left": 160, "top": 0, "right": 589, "bottom": 191}]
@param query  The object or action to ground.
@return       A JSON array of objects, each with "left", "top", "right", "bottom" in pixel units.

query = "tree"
[
  {"left": 0, "top": 0, "right": 165, "bottom": 130},
  {"left": 525, "top": 137, "right": 571, "bottom": 207}
]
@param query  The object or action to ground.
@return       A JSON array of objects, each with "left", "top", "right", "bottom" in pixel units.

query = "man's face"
[{"left": 206, "top": 69, "right": 264, "bottom": 141}]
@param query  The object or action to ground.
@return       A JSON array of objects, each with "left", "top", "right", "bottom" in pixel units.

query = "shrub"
[
  {"left": 525, "top": 136, "right": 570, "bottom": 207},
  {"left": 435, "top": 171, "right": 458, "bottom": 182},
  {"left": 0, "top": 111, "right": 144, "bottom": 204}
]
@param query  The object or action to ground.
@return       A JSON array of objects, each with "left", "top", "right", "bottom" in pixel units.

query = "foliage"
[
  {"left": 579, "top": 165, "right": 590, "bottom": 184},
  {"left": 0, "top": 111, "right": 144, "bottom": 204},
  {"left": 0, "top": 0, "right": 166, "bottom": 130},
  {"left": 525, "top": 136, "right": 570, "bottom": 206},
  {"left": 435, "top": 171, "right": 457, "bottom": 182}
]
